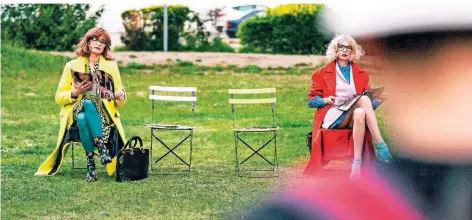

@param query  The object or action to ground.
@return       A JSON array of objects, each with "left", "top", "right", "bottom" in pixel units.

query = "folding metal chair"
[
  {"left": 71, "top": 143, "right": 100, "bottom": 170},
  {"left": 229, "top": 88, "right": 279, "bottom": 177},
  {"left": 145, "top": 86, "right": 196, "bottom": 175}
]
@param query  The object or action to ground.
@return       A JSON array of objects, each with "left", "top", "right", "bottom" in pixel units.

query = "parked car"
[
  {"left": 225, "top": 10, "right": 265, "bottom": 38},
  {"left": 215, "top": 4, "right": 268, "bottom": 35}
]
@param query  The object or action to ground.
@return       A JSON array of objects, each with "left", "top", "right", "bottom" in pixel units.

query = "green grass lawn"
[{"left": 1, "top": 44, "right": 391, "bottom": 219}]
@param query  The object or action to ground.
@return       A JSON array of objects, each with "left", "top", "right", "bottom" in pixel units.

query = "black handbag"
[{"left": 116, "top": 136, "right": 149, "bottom": 182}]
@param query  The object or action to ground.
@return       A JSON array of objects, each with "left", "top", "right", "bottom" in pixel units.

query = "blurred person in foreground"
[{"left": 241, "top": 4, "right": 472, "bottom": 220}]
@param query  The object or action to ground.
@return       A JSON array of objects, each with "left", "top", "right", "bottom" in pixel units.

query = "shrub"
[
  {"left": 121, "top": 5, "right": 190, "bottom": 51},
  {"left": 244, "top": 65, "right": 261, "bottom": 73},
  {"left": 208, "top": 37, "right": 234, "bottom": 52},
  {"left": 267, "top": 4, "right": 320, "bottom": 16},
  {"left": 196, "top": 65, "right": 209, "bottom": 71},
  {"left": 180, "top": 36, "right": 234, "bottom": 52},
  {"left": 127, "top": 62, "right": 153, "bottom": 69},
  {"left": 237, "top": 4, "right": 331, "bottom": 55},
  {"left": 1, "top": 4, "right": 103, "bottom": 51},
  {"left": 177, "top": 60, "right": 193, "bottom": 67},
  {"left": 121, "top": 5, "right": 233, "bottom": 53},
  {"left": 113, "top": 46, "right": 129, "bottom": 51},
  {"left": 238, "top": 44, "right": 265, "bottom": 54},
  {"left": 211, "top": 65, "right": 225, "bottom": 72}
]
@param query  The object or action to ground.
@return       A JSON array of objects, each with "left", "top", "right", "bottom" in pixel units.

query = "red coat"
[
  {"left": 308, "top": 61, "right": 371, "bottom": 134},
  {"left": 305, "top": 61, "right": 372, "bottom": 172}
]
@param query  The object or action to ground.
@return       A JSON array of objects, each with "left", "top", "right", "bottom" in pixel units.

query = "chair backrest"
[
  {"left": 228, "top": 88, "right": 276, "bottom": 128},
  {"left": 149, "top": 86, "right": 197, "bottom": 124}
]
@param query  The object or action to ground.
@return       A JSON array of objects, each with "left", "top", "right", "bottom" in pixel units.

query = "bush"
[
  {"left": 126, "top": 62, "right": 153, "bottom": 69},
  {"left": 209, "top": 37, "right": 235, "bottom": 52},
  {"left": 267, "top": 4, "right": 320, "bottom": 15},
  {"left": 121, "top": 5, "right": 190, "bottom": 51},
  {"left": 121, "top": 5, "right": 233, "bottom": 53},
  {"left": 237, "top": 4, "right": 331, "bottom": 55},
  {"left": 244, "top": 65, "right": 261, "bottom": 73},
  {"left": 177, "top": 60, "right": 193, "bottom": 67},
  {"left": 180, "top": 36, "right": 234, "bottom": 52},
  {"left": 113, "top": 45, "right": 129, "bottom": 51},
  {"left": 238, "top": 44, "right": 265, "bottom": 53},
  {"left": 211, "top": 65, "right": 225, "bottom": 72},
  {"left": 1, "top": 4, "right": 103, "bottom": 51}
]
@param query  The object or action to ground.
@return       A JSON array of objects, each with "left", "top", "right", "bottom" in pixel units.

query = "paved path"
[{"left": 51, "top": 51, "right": 327, "bottom": 67}]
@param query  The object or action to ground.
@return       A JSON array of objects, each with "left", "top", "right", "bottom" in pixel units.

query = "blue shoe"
[{"left": 375, "top": 142, "right": 392, "bottom": 163}]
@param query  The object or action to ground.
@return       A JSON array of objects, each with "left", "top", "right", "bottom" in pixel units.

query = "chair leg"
[
  {"left": 150, "top": 128, "right": 154, "bottom": 171},
  {"left": 149, "top": 129, "right": 193, "bottom": 174},
  {"left": 71, "top": 142, "right": 75, "bottom": 170},
  {"left": 71, "top": 142, "right": 88, "bottom": 170},
  {"left": 189, "top": 129, "right": 193, "bottom": 175},
  {"left": 234, "top": 131, "right": 239, "bottom": 174},
  {"left": 274, "top": 131, "right": 278, "bottom": 176},
  {"left": 235, "top": 131, "right": 278, "bottom": 177}
]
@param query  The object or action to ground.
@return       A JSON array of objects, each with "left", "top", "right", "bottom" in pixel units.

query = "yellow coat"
[{"left": 35, "top": 56, "right": 127, "bottom": 176}]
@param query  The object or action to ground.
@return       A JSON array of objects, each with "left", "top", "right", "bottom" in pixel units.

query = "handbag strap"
[{"left": 124, "top": 136, "right": 143, "bottom": 150}]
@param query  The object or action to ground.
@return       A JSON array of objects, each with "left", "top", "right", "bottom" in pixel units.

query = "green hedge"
[
  {"left": 1, "top": 4, "right": 103, "bottom": 51},
  {"left": 237, "top": 4, "right": 330, "bottom": 55}
]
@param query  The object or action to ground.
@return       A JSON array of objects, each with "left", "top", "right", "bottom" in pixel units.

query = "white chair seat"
[
  {"left": 233, "top": 126, "right": 279, "bottom": 132},
  {"left": 145, "top": 123, "right": 194, "bottom": 130}
]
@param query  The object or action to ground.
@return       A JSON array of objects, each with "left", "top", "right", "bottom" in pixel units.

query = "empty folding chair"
[
  {"left": 145, "top": 86, "right": 197, "bottom": 175},
  {"left": 228, "top": 88, "right": 279, "bottom": 177}
]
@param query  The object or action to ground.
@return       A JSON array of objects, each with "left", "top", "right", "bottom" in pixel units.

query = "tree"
[{"left": 1, "top": 4, "right": 104, "bottom": 51}]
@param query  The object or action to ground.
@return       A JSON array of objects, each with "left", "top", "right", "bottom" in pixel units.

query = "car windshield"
[{"left": 233, "top": 5, "right": 256, "bottom": 11}]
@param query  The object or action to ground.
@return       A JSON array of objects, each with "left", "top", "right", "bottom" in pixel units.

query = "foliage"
[
  {"left": 121, "top": 5, "right": 190, "bottom": 51},
  {"left": 237, "top": 4, "right": 331, "bottom": 55},
  {"left": 266, "top": 4, "right": 321, "bottom": 16},
  {"left": 180, "top": 36, "right": 234, "bottom": 52},
  {"left": 1, "top": 4, "right": 103, "bottom": 51},
  {"left": 120, "top": 5, "right": 234, "bottom": 52}
]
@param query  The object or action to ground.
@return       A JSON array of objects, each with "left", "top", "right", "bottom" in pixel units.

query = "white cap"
[{"left": 323, "top": 2, "right": 472, "bottom": 37}]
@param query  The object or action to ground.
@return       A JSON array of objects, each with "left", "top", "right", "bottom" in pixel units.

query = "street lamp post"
[{"left": 164, "top": 4, "right": 168, "bottom": 52}]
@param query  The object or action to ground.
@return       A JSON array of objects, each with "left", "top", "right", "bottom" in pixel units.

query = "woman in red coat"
[{"left": 306, "top": 35, "right": 392, "bottom": 179}]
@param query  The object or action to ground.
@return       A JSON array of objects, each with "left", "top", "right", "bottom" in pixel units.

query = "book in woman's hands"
[
  {"left": 73, "top": 71, "right": 93, "bottom": 83},
  {"left": 72, "top": 71, "right": 98, "bottom": 97},
  {"left": 72, "top": 70, "right": 115, "bottom": 100},
  {"left": 338, "top": 87, "right": 385, "bottom": 111}
]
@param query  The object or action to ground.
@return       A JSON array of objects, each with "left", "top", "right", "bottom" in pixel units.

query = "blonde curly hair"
[{"left": 325, "top": 34, "right": 364, "bottom": 62}]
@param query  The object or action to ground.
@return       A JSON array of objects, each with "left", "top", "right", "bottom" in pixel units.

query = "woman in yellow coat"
[{"left": 35, "top": 27, "right": 127, "bottom": 181}]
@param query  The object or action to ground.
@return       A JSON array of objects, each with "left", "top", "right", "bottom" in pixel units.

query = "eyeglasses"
[
  {"left": 337, "top": 44, "right": 352, "bottom": 52},
  {"left": 91, "top": 37, "right": 107, "bottom": 45}
]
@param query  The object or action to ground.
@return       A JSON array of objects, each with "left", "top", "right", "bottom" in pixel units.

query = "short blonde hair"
[{"left": 325, "top": 34, "right": 364, "bottom": 62}]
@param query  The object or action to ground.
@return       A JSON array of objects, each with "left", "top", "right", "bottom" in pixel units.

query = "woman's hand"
[
  {"left": 71, "top": 81, "right": 93, "bottom": 98},
  {"left": 324, "top": 96, "right": 335, "bottom": 105},
  {"left": 114, "top": 89, "right": 125, "bottom": 101}
]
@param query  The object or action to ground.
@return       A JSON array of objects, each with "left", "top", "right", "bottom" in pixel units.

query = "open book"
[
  {"left": 72, "top": 71, "right": 115, "bottom": 100},
  {"left": 72, "top": 71, "right": 98, "bottom": 97},
  {"left": 338, "top": 87, "right": 385, "bottom": 111}
]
